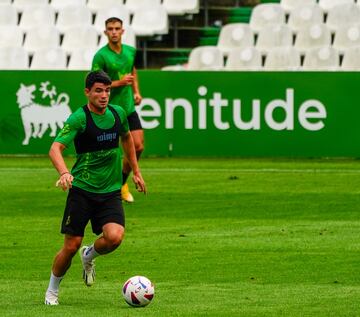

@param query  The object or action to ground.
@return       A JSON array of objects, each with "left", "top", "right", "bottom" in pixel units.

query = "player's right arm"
[
  {"left": 49, "top": 110, "right": 84, "bottom": 191},
  {"left": 49, "top": 142, "right": 73, "bottom": 191}
]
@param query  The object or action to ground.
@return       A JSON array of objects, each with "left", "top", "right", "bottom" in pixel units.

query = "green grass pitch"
[{"left": 1, "top": 156, "right": 360, "bottom": 316}]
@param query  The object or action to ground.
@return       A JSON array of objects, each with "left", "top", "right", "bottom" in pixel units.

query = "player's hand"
[
  {"left": 134, "top": 93, "right": 142, "bottom": 105},
  {"left": 55, "top": 172, "right": 74, "bottom": 191},
  {"left": 132, "top": 172, "right": 146, "bottom": 194},
  {"left": 121, "top": 74, "right": 134, "bottom": 86}
]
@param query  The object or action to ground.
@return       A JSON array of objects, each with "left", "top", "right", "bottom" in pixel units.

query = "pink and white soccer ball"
[{"left": 122, "top": 276, "right": 154, "bottom": 307}]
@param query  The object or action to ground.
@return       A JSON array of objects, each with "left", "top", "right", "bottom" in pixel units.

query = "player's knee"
[
  {"left": 64, "top": 240, "right": 81, "bottom": 255},
  {"left": 105, "top": 230, "right": 124, "bottom": 249},
  {"left": 135, "top": 142, "right": 144, "bottom": 155}
]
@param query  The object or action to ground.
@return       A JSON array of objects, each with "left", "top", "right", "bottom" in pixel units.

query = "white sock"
[
  {"left": 83, "top": 244, "right": 100, "bottom": 262},
  {"left": 47, "top": 272, "right": 63, "bottom": 294}
]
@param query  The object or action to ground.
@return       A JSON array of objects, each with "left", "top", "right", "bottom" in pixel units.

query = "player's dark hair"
[
  {"left": 105, "top": 17, "right": 123, "bottom": 27},
  {"left": 85, "top": 70, "right": 112, "bottom": 89}
]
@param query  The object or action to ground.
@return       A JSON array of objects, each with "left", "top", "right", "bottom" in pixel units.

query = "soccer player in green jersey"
[
  {"left": 44, "top": 70, "right": 146, "bottom": 306},
  {"left": 92, "top": 17, "right": 143, "bottom": 203}
]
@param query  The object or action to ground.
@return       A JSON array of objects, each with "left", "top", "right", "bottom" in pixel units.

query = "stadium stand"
[
  {"left": 87, "top": 0, "right": 124, "bottom": 14},
  {"left": 30, "top": 47, "right": 67, "bottom": 70},
  {"left": 56, "top": 5, "right": 92, "bottom": 33},
  {"left": 249, "top": 3, "right": 285, "bottom": 32},
  {"left": 162, "top": 0, "right": 200, "bottom": 15},
  {"left": 13, "top": 0, "right": 48, "bottom": 13},
  {"left": 0, "top": 46, "right": 28, "bottom": 69},
  {"left": 19, "top": 5, "right": 56, "bottom": 31},
  {"left": 2, "top": 0, "right": 360, "bottom": 70},
  {"left": 187, "top": 46, "right": 224, "bottom": 70},
  {"left": 94, "top": 5, "right": 131, "bottom": 32},
  {"left": 302, "top": 46, "right": 340, "bottom": 70},
  {"left": 287, "top": 4, "right": 324, "bottom": 33},
  {"left": 255, "top": 24, "right": 293, "bottom": 53},
  {"left": 224, "top": 46, "right": 262, "bottom": 70},
  {"left": 264, "top": 46, "right": 301, "bottom": 70},
  {"left": 294, "top": 23, "right": 332, "bottom": 54},
  {"left": 318, "top": 0, "right": 354, "bottom": 12},
  {"left": 326, "top": 3, "right": 360, "bottom": 31},
  {"left": 61, "top": 26, "right": 99, "bottom": 55},
  {"left": 131, "top": 5, "right": 169, "bottom": 36},
  {"left": 51, "top": 0, "right": 87, "bottom": 12},
  {"left": 125, "top": 0, "right": 162, "bottom": 14},
  {"left": 68, "top": 47, "right": 98, "bottom": 70},
  {"left": 280, "top": 0, "right": 317, "bottom": 13},
  {"left": 333, "top": 24, "right": 360, "bottom": 53},
  {"left": 23, "top": 26, "right": 60, "bottom": 54},
  {"left": 217, "top": 23, "right": 254, "bottom": 56},
  {"left": 0, "top": 4, "right": 17, "bottom": 26},
  {"left": 341, "top": 46, "right": 360, "bottom": 70},
  {"left": 0, "top": 25, "right": 23, "bottom": 48}
]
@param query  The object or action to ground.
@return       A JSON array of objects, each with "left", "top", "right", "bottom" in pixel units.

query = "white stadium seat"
[
  {"left": 162, "top": 0, "right": 200, "bottom": 15},
  {"left": 318, "top": 0, "right": 354, "bottom": 12},
  {"left": 264, "top": 47, "right": 301, "bottom": 70},
  {"left": 13, "top": 0, "right": 48, "bottom": 13},
  {"left": 56, "top": 5, "right": 92, "bottom": 33},
  {"left": 131, "top": 6, "right": 168, "bottom": 36},
  {"left": 187, "top": 46, "right": 224, "bottom": 70},
  {"left": 94, "top": 5, "right": 131, "bottom": 32},
  {"left": 341, "top": 46, "right": 360, "bottom": 70},
  {"left": 87, "top": 0, "right": 125, "bottom": 14},
  {"left": 0, "top": 25, "right": 23, "bottom": 48},
  {"left": 217, "top": 23, "right": 254, "bottom": 56},
  {"left": 99, "top": 26, "right": 136, "bottom": 48},
  {"left": 225, "top": 47, "right": 262, "bottom": 71},
  {"left": 302, "top": 46, "right": 340, "bottom": 70},
  {"left": 51, "top": 0, "right": 87, "bottom": 11},
  {"left": 62, "top": 26, "right": 99, "bottom": 55},
  {"left": 0, "top": 4, "right": 18, "bottom": 25},
  {"left": 333, "top": 25, "right": 360, "bottom": 52},
  {"left": 294, "top": 23, "right": 332, "bottom": 53},
  {"left": 256, "top": 24, "right": 293, "bottom": 54},
  {"left": 23, "top": 26, "right": 60, "bottom": 54},
  {"left": 288, "top": 4, "right": 324, "bottom": 33},
  {"left": 30, "top": 48, "right": 67, "bottom": 70},
  {"left": 125, "top": 0, "right": 161, "bottom": 14},
  {"left": 326, "top": 3, "right": 360, "bottom": 32},
  {"left": 250, "top": 4, "right": 286, "bottom": 32},
  {"left": 19, "top": 5, "right": 55, "bottom": 30},
  {"left": 68, "top": 48, "right": 98, "bottom": 70},
  {"left": 280, "top": 0, "right": 317, "bottom": 13},
  {"left": 0, "top": 46, "right": 29, "bottom": 69}
]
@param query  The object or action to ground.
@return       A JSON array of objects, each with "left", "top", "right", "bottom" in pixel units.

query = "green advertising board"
[{"left": 0, "top": 70, "right": 359, "bottom": 157}]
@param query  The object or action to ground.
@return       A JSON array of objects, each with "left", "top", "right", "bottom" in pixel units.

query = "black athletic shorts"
[
  {"left": 128, "top": 111, "right": 142, "bottom": 131},
  {"left": 61, "top": 186, "right": 125, "bottom": 237}
]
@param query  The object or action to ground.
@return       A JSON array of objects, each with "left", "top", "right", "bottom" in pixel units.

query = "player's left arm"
[
  {"left": 120, "top": 131, "right": 146, "bottom": 193},
  {"left": 132, "top": 67, "right": 142, "bottom": 105}
]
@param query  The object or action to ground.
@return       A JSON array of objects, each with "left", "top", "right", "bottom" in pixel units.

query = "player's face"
[
  {"left": 86, "top": 83, "right": 111, "bottom": 112},
  {"left": 105, "top": 21, "right": 124, "bottom": 44}
]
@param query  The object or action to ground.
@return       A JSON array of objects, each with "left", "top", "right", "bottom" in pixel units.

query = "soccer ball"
[{"left": 122, "top": 276, "right": 154, "bottom": 307}]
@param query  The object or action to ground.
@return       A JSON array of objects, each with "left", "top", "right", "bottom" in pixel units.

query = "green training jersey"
[
  {"left": 92, "top": 44, "right": 136, "bottom": 116},
  {"left": 55, "top": 104, "right": 129, "bottom": 194}
]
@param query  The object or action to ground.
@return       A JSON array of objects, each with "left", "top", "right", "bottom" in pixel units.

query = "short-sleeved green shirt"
[
  {"left": 92, "top": 44, "right": 136, "bottom": 116},
  {"left": 55, "top": 104, "right": 129, "bottom": 194}
]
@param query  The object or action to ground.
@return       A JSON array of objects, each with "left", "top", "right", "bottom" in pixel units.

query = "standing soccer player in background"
[
  {"left": 44, "top": 70, "right": 146, "bottom": 305},
  {"left": 92, "top": 17, "right": 143, "bottom": 203}
]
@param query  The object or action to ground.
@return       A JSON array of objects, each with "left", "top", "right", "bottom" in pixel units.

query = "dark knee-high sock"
[{"left": 122, "top": 172, "right": 130, "bottom": 185}]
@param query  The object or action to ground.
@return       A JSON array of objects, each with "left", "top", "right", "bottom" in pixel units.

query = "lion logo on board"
[{"left": 16, "top": 81, "right": 72, "bottom": 145}]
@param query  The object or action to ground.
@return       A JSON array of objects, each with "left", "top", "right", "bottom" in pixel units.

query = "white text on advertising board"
[{"left": 137, "top": 87, "right": 327, "bottom": 131}]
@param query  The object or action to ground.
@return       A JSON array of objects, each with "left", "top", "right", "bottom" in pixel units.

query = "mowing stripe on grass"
[{"left": 1, "top": 167, "right": 360, "bottom": 174}]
